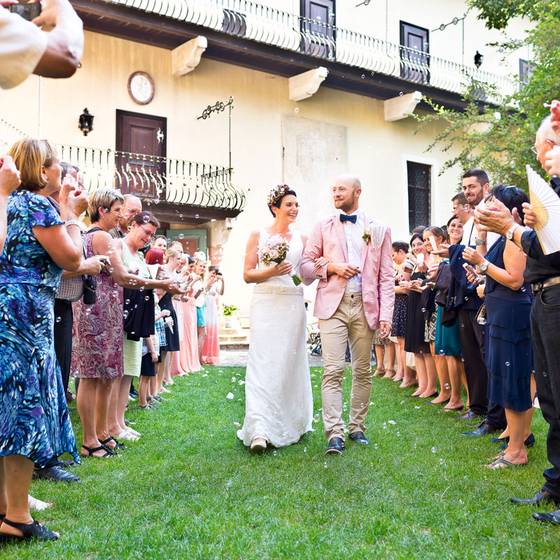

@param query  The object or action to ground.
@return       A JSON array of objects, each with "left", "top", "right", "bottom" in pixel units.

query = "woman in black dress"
[
  {"left": 463, "top": 186, "right": 533, "bottom": 468},
  {"left": 404, "top": 232, "right": 438, "bottom": 398}
]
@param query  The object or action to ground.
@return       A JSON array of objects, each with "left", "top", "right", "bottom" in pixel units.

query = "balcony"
[
  {"left": 0, "top": 117, "right": 246, "bottom": 223},
  {"left": 86, "top": 0, "right": 517, "bottom": 105},
  {"left": 56, "top": 144, "right": 246, "bottom": 222}
]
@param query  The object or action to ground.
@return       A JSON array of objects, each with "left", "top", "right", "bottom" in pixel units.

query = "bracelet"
[
  {"left": 474, "top": 237, "right": 487, "bottom": 246},
  {"left": 65, "top": 219, "right": 82, "bottom": 230}
]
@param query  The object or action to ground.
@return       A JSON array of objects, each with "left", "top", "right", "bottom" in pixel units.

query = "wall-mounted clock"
[{"left": 128, "top": 71, "right": 155, "bottom": 105}]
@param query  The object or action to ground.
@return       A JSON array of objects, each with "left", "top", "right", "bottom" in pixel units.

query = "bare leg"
[
  {"left": 499, "top": 408, "right": 531, "bottom": 465},
  {"left": 95, "top": 379, "right": 113, "bottom": 445},
  {"left": 117, "top": 375, "right": 133, "bottom": 432},
  {"left": 77, "top": 378, "right": 105, "bottom": 455},
  {"left": 412, "top": 353, "right": 427, "bottom": 396},
  {"left": 0, "top": 456, "right": 33, "bottom": 536},
  {"left": 383, "top": 341, "right": 396, "bottom": 378},
  {"left": 419, "top": 352, "right": 438, "bottom": 398},
  {"left": 373, "top": 344, "right": 385, "bottom": 377},
  {"left": 430, "top": 342, "right": 450, "bottom": 404},
  {"left": 164, "top": 352, "right": 175, "bottom": 384},
  {"left": 149, "top": 376, "right": 158, "bottom": 399},
  {"left": 139, "top": 376, "right": 150, "bottom": 408},
  {"left": 198, "top": 326, "right": 206, "bottom": 364},
  {"left": 393, "top": 337, "right": 404, "bottom": 382},
  {"left": 444, "top": 356, "right": 465, "bottom": 410},
  {"left": 108, "top": 379, "right": 124, "bottom": 436}
]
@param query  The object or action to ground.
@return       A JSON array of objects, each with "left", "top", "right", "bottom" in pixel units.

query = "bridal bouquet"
[{"left": 258, "top": 234, "right": 302, "bottom": 286}]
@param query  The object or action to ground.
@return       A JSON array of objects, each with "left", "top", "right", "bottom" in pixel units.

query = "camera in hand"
[{"left": 3, "top": 1, "right": 41, "bottom": 21}]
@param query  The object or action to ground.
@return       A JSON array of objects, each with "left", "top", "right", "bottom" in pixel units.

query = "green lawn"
[{"left": 4, "top": 365, "right": 559, "bottom": 559}]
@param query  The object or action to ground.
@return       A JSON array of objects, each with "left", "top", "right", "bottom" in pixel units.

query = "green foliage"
[
  {"left": 6, "top": 366, "right": 558, "bottom": 559},
  {"left": 223, "top": 304, "right": 238, "bottom": 316},
  {"left": 417, "top": 1, "right": 560, "bottom": 188}
]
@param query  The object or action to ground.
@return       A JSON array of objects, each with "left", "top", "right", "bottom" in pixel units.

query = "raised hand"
[
  {"left": 0, "top": 156, "right": 21, "bottom": 196},
  {"left": 522, "top": 202, "right": 538, "bottom": 229}
]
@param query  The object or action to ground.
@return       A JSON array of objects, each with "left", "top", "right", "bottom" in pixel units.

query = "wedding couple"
[{"left": 237, "top": 175, "right": 395, "bottom": 454}]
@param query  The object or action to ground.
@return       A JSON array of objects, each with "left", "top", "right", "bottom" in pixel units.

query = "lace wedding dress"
[{"left": 237, "top": 229, "right": 313, "bottom": 447}]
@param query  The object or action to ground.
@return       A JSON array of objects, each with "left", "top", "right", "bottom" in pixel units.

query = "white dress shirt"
[
  {"left": 461, "top": 203, "right": 499, "bottom": 249},
  {"left": 340, "top": 211, "right": 363, "bottom": 293}
]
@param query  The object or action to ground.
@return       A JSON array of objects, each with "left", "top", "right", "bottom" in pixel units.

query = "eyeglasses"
[
  {"left": 532, "top": 139, "right": 557, "bottom": 155},
  {"left": 139, "top": 225, "right": 155, "bottom": 240}
]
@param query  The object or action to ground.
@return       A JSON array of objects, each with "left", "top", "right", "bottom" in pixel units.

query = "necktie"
[{"left": 340, "top": 214, "right": 357, "bottom": 224}]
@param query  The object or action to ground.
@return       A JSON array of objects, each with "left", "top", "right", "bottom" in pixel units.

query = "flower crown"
[{"left": 267, "top": 184, "right": 291, "bottom": 207}]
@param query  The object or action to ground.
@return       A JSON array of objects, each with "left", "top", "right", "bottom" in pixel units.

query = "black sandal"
[
  {"left": 99, "top": 437, "right": 125, "bottom": 450},
  {"left": 0, "top": 518, "right": 59, "bottom": 542},
  {"left": 81, "top": 444, "right": 114, "bottom": 458}
]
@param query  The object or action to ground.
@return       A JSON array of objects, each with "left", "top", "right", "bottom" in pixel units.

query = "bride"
[{"left": 237, "top": 185, "right": 313, "bottom": 452}]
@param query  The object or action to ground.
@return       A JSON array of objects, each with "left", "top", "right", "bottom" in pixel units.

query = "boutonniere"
[{"left": 362, "top": 231, "right": 371, "bottom": 244}]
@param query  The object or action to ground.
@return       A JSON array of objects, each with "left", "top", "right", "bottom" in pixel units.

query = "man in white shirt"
[{"left": 452, "top": 169, "right": 506, "bottom": 436}]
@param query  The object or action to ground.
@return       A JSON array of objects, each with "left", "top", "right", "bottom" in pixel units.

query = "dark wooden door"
[
  {"left": 400, "top": 21, "right": 430, "bottom": 85},
  {"left": 300, "top": 0, "right": 335, "bottom": 59},
  {"left": 115, "top": 110, "right": 167, "bottom": 198}
]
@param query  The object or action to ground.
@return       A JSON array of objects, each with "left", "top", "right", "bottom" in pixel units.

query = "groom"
[{"left": 301, "top": 175, "right": 394, "bottom": 455}]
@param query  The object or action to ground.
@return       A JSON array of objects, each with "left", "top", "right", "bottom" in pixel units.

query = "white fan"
[{"left": 526, "top": 164, "right": 560, "bottom": 255}]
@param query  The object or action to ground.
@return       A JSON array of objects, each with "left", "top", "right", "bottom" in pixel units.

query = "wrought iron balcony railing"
[
  {"left": 56, "top": 144, "right": 246, "bottom": 212},
  {"left": 0, "top": 118, "right": 245, "bottom": 213},
  {"left": 106, "top": 0, "right": 517, "bottom": 102}
]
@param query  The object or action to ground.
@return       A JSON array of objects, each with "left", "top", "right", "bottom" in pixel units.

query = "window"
[
  {"left": 519, "top": 59, "right": 534, "bottom": 85},
  {"left": 400, "top": 21, "right": 430, "bottom": 85},
  {"left": 407, "top": 161, "right": 431, "bottom": 231},
  {"left": 300, "top": 0, "right": 336, "bottom": 59}
]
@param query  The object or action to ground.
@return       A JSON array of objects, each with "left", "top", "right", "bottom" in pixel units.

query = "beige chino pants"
[{"left": 319, "top": 293, "right": 374, "bottom": 441}]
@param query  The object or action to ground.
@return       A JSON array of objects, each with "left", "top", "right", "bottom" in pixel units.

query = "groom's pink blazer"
[{"left": 300, "top": 212, "right": 395, "bottom": 330}]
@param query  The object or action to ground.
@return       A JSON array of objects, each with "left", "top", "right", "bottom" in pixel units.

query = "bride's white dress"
[{"left": 237, "top": 229, "right": 313, "bottom": 447}]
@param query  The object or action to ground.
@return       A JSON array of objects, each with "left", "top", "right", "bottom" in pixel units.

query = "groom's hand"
[
  {"left": 328, "top": 263, "right": 360, "bottom": 279},
  {"left": 378, "top": 321, "right": 391, "bottom": 339}
]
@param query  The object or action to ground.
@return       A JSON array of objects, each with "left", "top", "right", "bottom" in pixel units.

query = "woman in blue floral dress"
[{"left": 0, "top": 139, "right": 85, "bottom": 542}]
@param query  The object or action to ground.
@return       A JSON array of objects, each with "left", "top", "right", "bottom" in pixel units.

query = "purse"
[{"left": 82, "top": 275, "right": 97, "bottom": 305}]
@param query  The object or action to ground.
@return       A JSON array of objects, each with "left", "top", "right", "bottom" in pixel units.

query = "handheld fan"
[{"left": 526, "top": 164, "right": 560, "bottom": 255}]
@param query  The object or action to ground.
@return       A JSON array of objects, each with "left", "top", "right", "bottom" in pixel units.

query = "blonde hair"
[
  {"left": 88, "top": 188, "right": 124, "bottom": 222},
  {"left": 8, "top": 138, "right": 50, "bottom": 192},
  {"left": 165, "top": 247, "right": 182, "bottom": 261}
]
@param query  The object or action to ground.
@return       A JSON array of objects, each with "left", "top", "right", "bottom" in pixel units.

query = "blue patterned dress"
[{"left": 0, "top": 190, "right": 79, "bottom": 466}]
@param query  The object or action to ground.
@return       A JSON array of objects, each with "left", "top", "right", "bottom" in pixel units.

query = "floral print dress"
[{"left": 0, "top": 190, "right": 78, "bottom": 466}]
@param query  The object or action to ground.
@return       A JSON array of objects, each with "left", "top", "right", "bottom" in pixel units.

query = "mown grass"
[{"left": 3, "top": 365, "right": 558, "bottom": 559}]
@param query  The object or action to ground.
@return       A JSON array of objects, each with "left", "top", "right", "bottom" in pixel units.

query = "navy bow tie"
[{"left": 340, "top": 214, "right": 357, "bottom": 224}]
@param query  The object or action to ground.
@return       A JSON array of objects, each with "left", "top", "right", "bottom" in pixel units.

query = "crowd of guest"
[
  {"left": 0, "top": 138, "right": 224, "bottom": 542},
  {"left": 372, "top": 104, "right": 560, "bottom": 525}
]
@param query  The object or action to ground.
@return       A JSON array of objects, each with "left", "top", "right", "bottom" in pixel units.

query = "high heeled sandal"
[
  {"left": 0, "top": 518, "right": 59, "bottom": 542},
  {"left": 81, "top": 444, "right": 114, "bottom": 458},
  {"left": 99, "top": 436, "right": 125, "bottom": 450}
]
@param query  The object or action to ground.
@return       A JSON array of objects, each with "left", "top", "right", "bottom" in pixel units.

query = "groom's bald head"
[
  {"left": 331, "top": 174, "right": 362, "bottom": 213},
  {"left": 332, "top": 174, "right": 361, "bottom": 191}
]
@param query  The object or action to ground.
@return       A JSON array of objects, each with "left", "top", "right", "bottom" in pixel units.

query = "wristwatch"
[
  {"left": 479, "top": 260, "right": 490, "bottom": 274},
  {"left": 505, "top": 223, "right": 520, "bottom": 241}
]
